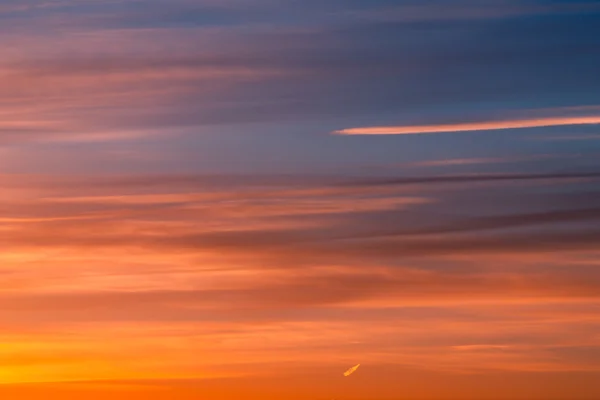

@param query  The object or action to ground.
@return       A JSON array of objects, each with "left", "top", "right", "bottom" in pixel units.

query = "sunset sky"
[{"left": 1, "top": 1, "right": 600, "bottom": 399}]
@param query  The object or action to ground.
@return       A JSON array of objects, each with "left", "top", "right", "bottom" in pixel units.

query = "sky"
[{"left": 1, "top": 0, "right": 600, "bottom": 399}]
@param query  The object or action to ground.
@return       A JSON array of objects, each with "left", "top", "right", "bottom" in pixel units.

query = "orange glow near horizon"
[
  {"left": 1, "top": 172, "right": 600, "bottom": 399},
  {"left": 2, "top": 1, "right": 600, "bottom": 399}
]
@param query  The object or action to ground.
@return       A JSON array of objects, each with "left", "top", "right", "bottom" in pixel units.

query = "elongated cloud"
[
  {"left": 343, "top": 364, "right": 360, "bottom": 377},
  {"left": 334, "top": 115, "right": 600, "bottom": 135}
]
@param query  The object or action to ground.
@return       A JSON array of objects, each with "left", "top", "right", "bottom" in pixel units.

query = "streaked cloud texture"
[
  {"left": 335, "top": 113, "right": 600, "bottom": 135},
  {"left": 1, "top": 1, "right": 600, "bottom": 399}
]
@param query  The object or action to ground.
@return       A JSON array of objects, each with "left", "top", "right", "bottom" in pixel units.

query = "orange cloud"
[{"left": 1, "top": 171, "right": 600, "bottom": 398}]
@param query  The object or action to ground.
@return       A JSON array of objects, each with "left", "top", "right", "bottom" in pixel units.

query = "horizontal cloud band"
[{"left": 334, "top": 115, "right": 600, "bottom": 135}]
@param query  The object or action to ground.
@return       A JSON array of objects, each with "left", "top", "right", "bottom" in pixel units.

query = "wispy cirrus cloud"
[
  {"left": 334, "top": 114, "right": 600, "bottom": 135},
  {"left": 2, "top": 0, "right": 600, "bottom": 148},
  {"left": 2, "top": 1, "right": 600, "bottom": 398}
]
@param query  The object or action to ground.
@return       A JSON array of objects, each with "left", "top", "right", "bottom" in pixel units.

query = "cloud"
[
  {"left": 1, "top": 170, "right": 599, "bottom": 258},
  {"left": 343, "top": 363, "right": 360, "bottom": 376},
  {"left": 1, "top": 1, "right": 600, "bottom": 396},
  {"left": 344, "top": 170, "right": 600, "bottom": 188},
  {"left": 452, "top": 345, "right": 511, "bottom": 351},
  {"left": 1, "top": 3, "right": 600, "bottom": 146},
  {"left": 334, "top": 115, "right": 600, "bottom": 135}
]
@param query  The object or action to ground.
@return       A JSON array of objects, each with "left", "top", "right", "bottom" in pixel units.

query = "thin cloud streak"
[{"left": 334, "top": 115, "right": 600, "bottom": 135}]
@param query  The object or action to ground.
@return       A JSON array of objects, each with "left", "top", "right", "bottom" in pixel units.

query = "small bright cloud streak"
[
  {"left": 343, "top": 364, "right": 360, "bottom": 377},
  {"left": 334, "top": 115, "right": 600, "bottom": 135}
]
